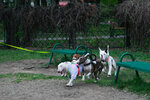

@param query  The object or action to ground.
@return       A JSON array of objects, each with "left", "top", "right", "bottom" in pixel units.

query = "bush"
[{"left": 116, "top": 0, "right": 150, "bottom": 50}]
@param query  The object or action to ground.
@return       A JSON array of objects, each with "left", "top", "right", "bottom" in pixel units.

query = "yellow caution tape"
[{"left": 0, "top": 42, "right": 50, "bottom": 54}]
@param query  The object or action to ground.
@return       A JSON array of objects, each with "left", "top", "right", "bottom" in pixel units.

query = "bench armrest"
[
  {"left": 52, "top": 43, "right": 64, "bottom": 50},
  {"left": 119, "top": 52, "right": 135, "bottom": 62},
  {"left": 75, "top": 45, "right": 89, "bottom": 54}
]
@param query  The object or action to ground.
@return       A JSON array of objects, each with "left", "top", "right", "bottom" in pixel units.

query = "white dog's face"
[
  {"left": 99, "top": 48, "right": 109, "bottom": 61},
  {"left": 57, "top": 63, "right": 65, "bottom": 73},
  {"left": 57, "top": 62, "right": 71, "bottom": 74}
]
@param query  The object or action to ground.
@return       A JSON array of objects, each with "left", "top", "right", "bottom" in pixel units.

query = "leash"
[{"left": 0, "top": 42, "right": 50, "bottom": 54}]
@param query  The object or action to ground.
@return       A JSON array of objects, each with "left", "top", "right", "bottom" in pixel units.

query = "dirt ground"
[{"left": 0, "top": 59, "right": 147, "bottom": 100}]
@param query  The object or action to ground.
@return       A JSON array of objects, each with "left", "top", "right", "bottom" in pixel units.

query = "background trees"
[{"left": 116, "top": 0, "right": 150, "bottom": 49}]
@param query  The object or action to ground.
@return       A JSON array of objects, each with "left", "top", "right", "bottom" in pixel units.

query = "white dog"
[
  {"left": 58, "top": 53, "right": 91, "bottom": 87},
  {"left": 71, "top": 54, "right": 92, "bottom": 80},
  {"left": 99, "top": 45, "right": 117, "bottom": 77},
  {"left": 57, "top": 60, "right": 85, "bottom": 87}
]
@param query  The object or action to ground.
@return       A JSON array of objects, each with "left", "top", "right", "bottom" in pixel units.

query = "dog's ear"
[
  {"left": 106, "top": 45, "right": 109, "bottom": 55},
  {"left": 105, "top": 48, "right": 107, "bottom": 53},
  {"left": 105, "top": 45, "right": 110, "bottom": 54},
  {"left": 99, "top": 48, "right": 102, "bottom": 52},
  {"left": 84, "top": 53, "right": 89, "bottom": 57}
]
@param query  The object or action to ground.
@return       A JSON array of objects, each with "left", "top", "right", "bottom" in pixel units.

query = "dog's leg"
[
  {"left": 107, "top": 63, "right": 112, "bottom": 77},
  {"left": 82, "top": 74, "right": 85, "bottom": 81},
  {"left": 86, "top": 72, "right": 91, "bottom": 79},
  {"left": 93, "top": 71, "right": 98, "bottom": 82},
  {"left": 102, "top": 65, "right": 107, "bottom": 74},
  {"left": 61, "top": 73, "right": 64, "bottom": 77},
  {"left": 112, "top": 59, "right": 117, "bottom": 76},
  {"left": 66, "top": 79, "right": 74, "bottom": 87},
  {"left": 64, "top": 72, "right": 67, "bottom": 77}
]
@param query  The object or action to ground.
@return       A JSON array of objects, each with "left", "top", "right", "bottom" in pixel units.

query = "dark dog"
[{"left": 78, "top": 53, "right": 104, "bottom": 81}]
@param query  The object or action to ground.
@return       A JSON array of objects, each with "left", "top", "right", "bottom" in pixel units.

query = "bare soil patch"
[{"left": 0, "top": 59, "right": 146, "bottom": 100}]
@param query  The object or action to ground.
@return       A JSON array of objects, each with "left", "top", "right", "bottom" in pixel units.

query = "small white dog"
[
  {"left": 57, "top": 53, "right": 90, "bottom": 87},
  {"left": 99, "top": 45, "right": 117, "bottom": 77}
]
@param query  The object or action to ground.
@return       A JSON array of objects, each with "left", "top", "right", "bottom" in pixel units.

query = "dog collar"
[
  {"left": 105, "top": 56, "right": 109, "bottom": 66},
  {"left": 106, "top": 56, "right": 109, "bottom": 62}
]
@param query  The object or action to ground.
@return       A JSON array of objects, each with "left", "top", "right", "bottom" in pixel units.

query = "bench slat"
[
  {"left": 52, "top": 49, "right": 86, "bottom": 54},
  {"left": 117, "top": 61, "right": 150, "bottom": 73}
]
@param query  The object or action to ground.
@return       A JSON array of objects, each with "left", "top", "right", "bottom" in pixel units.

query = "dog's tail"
[{"left": 89, "top": 54, "right": 97, "bottom": 61}]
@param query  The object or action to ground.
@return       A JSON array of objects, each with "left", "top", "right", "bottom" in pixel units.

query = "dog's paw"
[
  {"left": 66, "top": 83, "right": 73, "bottom": 87},
  {"left": 93, "top": 80, "right": 97, "bottom": 83},
  {"left": 82, "top": 78, "right": 85, "bottom": 81},
  {"left": 66, "top": 84, "right": 73, "bottom": 87},
  {"left": 61, "top": 74, "right": 64, "bottom": 77},
  {"left": 107, "top": 75, "right": 111, "bottom": 77},
  {"left": 96, "top": 77, "right": 100, "bottom": 80}
]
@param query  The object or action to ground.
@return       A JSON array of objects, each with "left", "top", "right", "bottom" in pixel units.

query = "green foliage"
[
  {"left": 101, "top": 0, "right": 118, "bottom": 6},
  {"left": 100, "top": 0, "right": 118, "bottom": 18}
]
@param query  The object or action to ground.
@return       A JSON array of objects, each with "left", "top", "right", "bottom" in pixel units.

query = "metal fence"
[
  {"left": 27, "top": 21, "right": 125, "bottom": 49},
  {"left": 0, "top": 20, "right": 125, "bottom": 49}
]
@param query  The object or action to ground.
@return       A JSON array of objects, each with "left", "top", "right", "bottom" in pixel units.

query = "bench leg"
[
  {"left": 135, "top": 70, "right": 139, "bottom": 78},
  {"left": 114, "top": 66, "right": 120, "bottom": 83},
  {"left": 64, "top": 54, "right": 67, "bottom": 60},
  {"left": 48, "top": 52, "right": 53, "bottom": 67}
]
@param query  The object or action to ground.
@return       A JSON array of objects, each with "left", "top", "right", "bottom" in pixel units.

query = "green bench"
[
  {"left": 115, "top": 52, "right": 150, "bottom": 83},
  {"left": 47, "top": 43, "right": 90, "bottom": 67}
]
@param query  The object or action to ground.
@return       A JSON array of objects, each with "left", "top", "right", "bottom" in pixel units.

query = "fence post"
[
  {"left": 69, "top": 31, "right": 76, "bottom": 49},
  {"left": 125, "top": 22, "right": 131, "bottom": 48}
]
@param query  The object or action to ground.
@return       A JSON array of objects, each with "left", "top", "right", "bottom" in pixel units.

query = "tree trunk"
[
  {"left": 35, "top": 0, "right": 40, "bottom": 6},
  {"left": 125, "top": 22, "right": 131, "bottom": 48},
  {"left": 3, "top": 8, "right": 17, "bottom": 46},
  {"left": 41, "top": 0, "right": 47, "bottom": 6}
]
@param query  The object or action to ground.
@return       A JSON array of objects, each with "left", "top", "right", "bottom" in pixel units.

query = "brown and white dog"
[
  {"left": 72, "top": 53, "right": 104, "bottom": 82},
  {"left": 72, "top": 54, "right": 81, "bottom": 62},
  {"left": 80, "top": 54, "right": 104, "bottom": 82}
]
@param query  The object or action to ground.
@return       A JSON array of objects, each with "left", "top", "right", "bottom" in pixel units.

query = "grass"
[
  {"left": 0, "top": 49, "right": 50, "bottom": 64},
  {"left": 0, "top": 47, "right": 150, "bottom": 64},
  {"left": 0, "top": 73, "right": 67, "bottom": 83}
]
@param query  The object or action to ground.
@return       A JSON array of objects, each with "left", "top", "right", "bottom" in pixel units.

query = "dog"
[
  {"left": 99, "top": 45, "right": 117, "bottom": 77},
  {"left": 71, "top": 53, "right": 93, "bottom": 80},
  {"left": 58, "top": 54, "right": 81, "bottom": 77},
  {"left": 57, "top": 53, "right": 89, "bottom": 87},
  {"left": 72, "top": 53, "right": 104, "bottom": 81},
  {"left": 80, "top": 54, "right": 104, "bottom": 81},
  {"left": 72, "top": 54, "right": 81, "bottom": 62}
]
